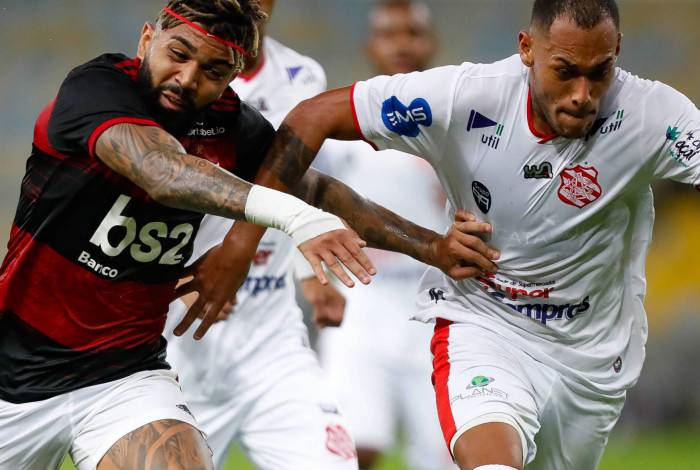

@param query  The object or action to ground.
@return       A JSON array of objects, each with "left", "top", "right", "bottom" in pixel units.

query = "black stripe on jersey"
[{"left": 0, "top": 311, "right": 169, "bottom": 404}]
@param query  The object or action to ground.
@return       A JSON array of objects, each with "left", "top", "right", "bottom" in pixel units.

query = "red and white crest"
[
  {"left": 558, "top": 165, "right": 603, "bottom": 208},
  {"left": 325, "top": 424, "right": 357, "bottom": 460}
]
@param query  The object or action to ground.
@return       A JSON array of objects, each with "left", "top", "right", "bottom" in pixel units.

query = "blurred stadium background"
[{"left": 1, "top": 0, "right": 698, "bottom": 468}]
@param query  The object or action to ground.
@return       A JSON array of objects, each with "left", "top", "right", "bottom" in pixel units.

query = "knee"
[{"left": 452, "top": 422, "right": 523, "bottom": 470}]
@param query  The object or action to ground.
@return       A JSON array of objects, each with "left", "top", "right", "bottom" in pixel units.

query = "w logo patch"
[{"left": 382, "top": 96, "right": 433, "bottom": 137}]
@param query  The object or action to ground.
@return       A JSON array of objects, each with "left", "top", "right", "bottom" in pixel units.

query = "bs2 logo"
[{"left": 382, "top": 96, "right": 432, "bottom": 137}]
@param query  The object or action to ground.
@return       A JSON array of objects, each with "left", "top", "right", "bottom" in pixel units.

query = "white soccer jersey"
[
  {"left": 166, "top": 37, "right": 327, "bottom": 379},
  {"left": 351, "top": 54, "right": 700, "bottom": 393}
]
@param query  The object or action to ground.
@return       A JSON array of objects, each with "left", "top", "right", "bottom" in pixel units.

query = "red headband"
[{"left": 163, "top": 6, "right": 247, "bottom": 56}]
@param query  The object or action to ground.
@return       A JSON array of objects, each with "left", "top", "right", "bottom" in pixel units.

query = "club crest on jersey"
[
  {"left": 557, "top": 165, "right": 603, "bottom": 209},
  {"left": 381, "top": 96, "right": 432, "bottom": 137},
  {"left": 325, "top": 424, "right": 357, "bottom": 460},
  {"left": 467, "top": 109, "right": 505, "bottom": 150}
]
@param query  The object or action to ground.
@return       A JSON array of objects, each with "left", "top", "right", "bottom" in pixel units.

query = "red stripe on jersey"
[
  {"left": 33, "top": 98, "right": 69, "bottom": 160},
  {"left": 431, "top": 318, "right": 456, "bottom": 456},
  {"left": 349, "top": 83, "right": 379, "bottom": 151},
  {"left": 88, "top": 117, "right": 162, "bottom": 158},
  {"left": 527, "top": 89, "right": 557, "bottom": 144},
  {"left": 0, "top": 225, "right": 175, "bottom": 352},
  {"left": 114, "top": 58, "right": 140, "bottom": 81}
]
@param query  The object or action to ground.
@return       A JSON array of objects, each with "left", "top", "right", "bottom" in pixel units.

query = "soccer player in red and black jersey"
[{"left": 0, "top": 1, "right": 383, "bottom": 468}]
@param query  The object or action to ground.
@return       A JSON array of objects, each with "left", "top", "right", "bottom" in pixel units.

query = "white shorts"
[
  {"left": 319, "top": 324, "right": 456, "bottom": 470},
  {"left": 431, "top": 320, "right": 626, "bottom": 470},
  {"left": 171, "top": 328, "right": 359, "bottom": 470},
  {"left": 0, "top": 369, "right": 202, "bottom": 470}
]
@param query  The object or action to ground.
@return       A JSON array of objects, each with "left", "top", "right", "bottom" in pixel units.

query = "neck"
[{"left": 528, "top": 90, "right": 556, "bottom": 137}]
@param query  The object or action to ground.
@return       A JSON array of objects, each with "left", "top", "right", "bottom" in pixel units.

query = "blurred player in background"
[
  {"left": 225, "top": 0, "right": 700, "bottom": 468},
  {"left": 317, "top": 1, "right": 456, "bottom": 469},
  {"left": 165, "top": 1, "right": 357, "bottom": 468}
]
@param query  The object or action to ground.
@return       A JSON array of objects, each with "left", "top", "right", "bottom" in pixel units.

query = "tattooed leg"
[{"left": 97, "top": 419, "right": 213, "bottom": 470}]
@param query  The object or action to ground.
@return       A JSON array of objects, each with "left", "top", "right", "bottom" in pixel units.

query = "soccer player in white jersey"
[
  {"left": 164, "top": 1, "right": 359, "bottom": 468},
  {"left": 224, "top": 0, "right": 700, "bottom": 469},
  {"left": 317, "top": 2, "right": 456, "bottom": 469}
]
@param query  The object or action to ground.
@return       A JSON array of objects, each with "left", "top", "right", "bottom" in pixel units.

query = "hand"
[
  {"left": 298, "top": 227, "right": 376, "bottom": 288},
  {"left": 176, "top": 277, "right": 237, "bottom": 323},
  {"left": 426, "top": 210, "right": 501, "bottom": 280},
  {"left": 299, "top": 277, "right": 346, "bottom": 330},
  {"left": 173, "top": 243, "right": 251, "bottom": 340}
]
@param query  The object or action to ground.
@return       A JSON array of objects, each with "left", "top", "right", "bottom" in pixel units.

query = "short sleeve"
[
  {"left": 643, "top": 83, "right": 700, "bottom": 188},
  {"left": 229, "top": 101, "right": 276, "bottom": 182},
  {"left": 48, "top": 61, "right": 160, "bottom": 158},
  {"left": 350, "top": 66, "right": 459, "bottom": 165}
]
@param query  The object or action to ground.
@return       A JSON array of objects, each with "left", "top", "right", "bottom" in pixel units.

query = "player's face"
[
  {"left": 367, "top": 4, "right": 436, "bottom": 75},
  {"left": 519, "top": 17, "right": 621, "bottom": 139},
  {"left": 136, "top": 22, "right": 237, "bottom": 126}
]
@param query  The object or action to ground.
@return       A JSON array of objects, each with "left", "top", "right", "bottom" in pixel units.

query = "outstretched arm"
[{"left": 294, "top": 169, "right": 500, "bottom": 278}]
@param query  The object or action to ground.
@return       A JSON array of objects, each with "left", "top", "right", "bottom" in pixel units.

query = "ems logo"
[
  {"left": 557, "top": 165, "right": 603, "bottom": 209},
  {"left": 382, "top": 96, "right": 433, "bottom": 137},
  {"left": 467, "top": 109, "right": 505, "bottom": 150},
  {"left": 472, "top": 181, "right": 492, "bottom": 214}
]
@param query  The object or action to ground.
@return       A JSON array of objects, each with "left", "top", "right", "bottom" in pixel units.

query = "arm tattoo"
[
  {"left": 98, "top": 419, "right": 212, "bottom": 470},
  {"left": 95, "top": 124, "right": 250, "bottom": 219},
  {"left": 294, "top": 170, "right": 440, "bottom": 264},
  {"left": 261, "top": 123, "right": 320, "bottom": 189}
]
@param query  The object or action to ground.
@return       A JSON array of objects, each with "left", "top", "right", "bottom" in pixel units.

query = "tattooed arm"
[
  {"left": 294, "top": 168, "right": 500, "bottom": 278},
  {"left": 95, "top": 123, "right": 251, "bottom": 218}
]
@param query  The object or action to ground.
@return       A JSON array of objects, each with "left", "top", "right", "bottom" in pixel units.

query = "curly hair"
[{"left": 157, "top": 0, "right": 267, "bottom": 71}]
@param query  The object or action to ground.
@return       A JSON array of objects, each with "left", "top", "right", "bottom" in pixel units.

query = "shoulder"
[
  {"left": 611, "top": 68, "right": 697, "bottom": 124},
  {"left": 265, "top": 37, "right": 327, "bottom": 89},
  {"left": 64, "top": 53, "right": 139, "bottom": 83}
]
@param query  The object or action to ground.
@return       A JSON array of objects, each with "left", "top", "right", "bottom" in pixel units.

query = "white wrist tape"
[{"left": 244, "top": 185, "right": 346, "bottom": 246}]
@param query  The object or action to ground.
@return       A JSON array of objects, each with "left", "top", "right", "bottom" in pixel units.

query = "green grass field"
[{"left": 60, "top": 427, "right": 700, "bottom": 469}]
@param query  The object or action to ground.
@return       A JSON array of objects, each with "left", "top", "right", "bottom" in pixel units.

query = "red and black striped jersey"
[{"left": 0, "top": 53, "right": 274, "bottom": 403}]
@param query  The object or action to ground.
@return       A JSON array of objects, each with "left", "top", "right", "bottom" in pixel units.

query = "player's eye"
[
  {"left": 556, "top": 68, "right": 575, "bottom": 80},
  {"left": 204, "top": 68, "right": 225, "bottom": 81},
  {"left": 170, "top": 49, "right": 188, "bottom": 62},
  {"left": 589, "top": 66, "right": 611, "bottom": 81}
]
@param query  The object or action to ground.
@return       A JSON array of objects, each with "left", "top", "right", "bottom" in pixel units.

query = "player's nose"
[{"left": 570, "top": 76, "right": 592, "bottom": 110}]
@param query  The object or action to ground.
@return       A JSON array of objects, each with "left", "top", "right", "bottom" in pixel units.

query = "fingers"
[
  {"left": 448, "top": 230, "right": 499, "bottom": 273},
  {"left": 343, "top": 237, "right": 376, "bottom": 278},
  {"left": 320, "top": 249, "right": 355, "bottom": 288},
  {"left": 174, "top": 278, "right": 198, "bottom": 298},
  {"left": 447, "top": 265, "right": 483, "bottom": 280},
  {"left": 454, "top": 210, "right": 477, "bottom": 223},
  {"left": 301, "top": 250, "right": 329, "bottom": 285},
  {"left": 173, "top": 296, "right": 206, "bottom": 337},
  {"left": 193, "top": 301, "right": 221, "bottom": 340}
]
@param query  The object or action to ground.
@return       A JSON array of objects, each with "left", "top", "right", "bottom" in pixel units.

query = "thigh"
[
  {"left": 0, "top": 396, "right": 71, "bottom": 470},
  {"left": 431, "top": 320, "right": 554, "bottom": 467},
  {"left": 239, "top": 362, "right": 359, "bottom": 470},
  {"left": 97, "top": 419, "right": 211, "bottom": 470},
  {"left": 527, "top": 378, "right": 626, "bottom": 470},
  {"left": 70, "top": 370, "right": 209, "bottom": 470}
]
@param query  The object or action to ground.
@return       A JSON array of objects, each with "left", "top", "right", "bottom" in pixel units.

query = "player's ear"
[
  {"left": 137, "top": 22, "right": 156, "bottom": 60},
  {"left": 518, "top": 30, "right": 534, "bottom": 68},
  {"left": 615, "top": 31, "right": 623, "bottom": 57}
]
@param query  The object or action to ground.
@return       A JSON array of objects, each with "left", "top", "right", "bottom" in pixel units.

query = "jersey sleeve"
[
  {"left": 229, "top": 101, "right": 276, "bottom": 182},
  {"left": 48, "top": 62, "right": 160, "bottom": 158},
  {"left": 642, "top": 82, "right": 700, "bottom": 188},
  {"left": 350, "top": 66, "right": 459, "bottom": 165}
]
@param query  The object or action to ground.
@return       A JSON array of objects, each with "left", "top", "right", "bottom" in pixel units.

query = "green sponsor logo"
[
  {"left": 667, "top": 126, "right": 681, "bottom": 141},
  {"left": 470, "top": 375, "right": 494, "bottom": 387}
]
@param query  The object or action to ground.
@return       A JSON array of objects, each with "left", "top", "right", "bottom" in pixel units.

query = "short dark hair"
[
  {"left": 531, "top": 0, "right": 620, "bottom": 31},
  {"left": 157, "top": 0, "right": 266, "bottom": 71}
]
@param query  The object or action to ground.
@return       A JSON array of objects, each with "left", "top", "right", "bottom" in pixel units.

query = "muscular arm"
[
  {"left": 293, "top": 168, "right": 441, "bottom": 266},
  {"left": 95, "top": 123, "right": 251, "bottom": 218}
]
